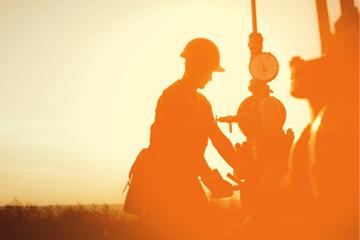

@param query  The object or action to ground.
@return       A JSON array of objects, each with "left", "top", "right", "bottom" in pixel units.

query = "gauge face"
[{"left": 249, "top": 52, "right": 279, "bottom": 82}]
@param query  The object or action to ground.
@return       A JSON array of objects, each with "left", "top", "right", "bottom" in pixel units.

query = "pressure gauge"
[{"left": 249, "top": 52, "right": 279, "bottom": 82}]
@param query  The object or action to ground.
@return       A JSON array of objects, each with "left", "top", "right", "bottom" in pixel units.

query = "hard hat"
[{"left": 180, "top": 38, "right": 225, "bottom": 72}]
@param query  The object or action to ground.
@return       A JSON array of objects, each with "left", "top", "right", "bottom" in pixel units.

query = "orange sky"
[{"left": 0, "top": 0, "right": 358, "bottom": 206}]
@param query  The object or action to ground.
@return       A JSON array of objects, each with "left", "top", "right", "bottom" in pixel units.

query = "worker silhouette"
[
  {"left": 143, "top": 38, "right": 239, "bottom": 240},
  {"left": 287, "top": 6, "right": 359, "bottom": 234},
  {"left": 258, "top": 3, "right": 359, "bottom": 238}
]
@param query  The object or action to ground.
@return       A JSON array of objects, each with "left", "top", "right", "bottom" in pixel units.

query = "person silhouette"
[
  {"left": 287, "top": 7, "right": 359, "bottom": 234},
  {"left": 259, "top": 3, "right": 359, "bottom": 237},
  {"left": 143, "top": 37, "right": 239, "bottom": 240}
]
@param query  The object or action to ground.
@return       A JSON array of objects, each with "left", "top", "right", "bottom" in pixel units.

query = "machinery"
[{"left": 218, "top": 0, "right": 294, "bottom": 237}]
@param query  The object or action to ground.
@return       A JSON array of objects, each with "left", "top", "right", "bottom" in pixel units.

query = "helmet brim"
[{"left": 214, "top": 65, "right": 225, "bottom": 72}]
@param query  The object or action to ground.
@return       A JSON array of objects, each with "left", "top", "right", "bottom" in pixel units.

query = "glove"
[
  {"left": 234, "top": 141, "right": 253, "bottom": 181},
  {"left": 201, "top": 169, "right": 233, "bottom": 199},
  {"left": 255, "top": 128, "right": 295, "bottom": 167}
]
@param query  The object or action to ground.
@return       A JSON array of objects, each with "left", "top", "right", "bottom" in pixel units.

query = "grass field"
[
  {"left": 1, "top": 198, "right": 358, "bottom": 240},
  {"left": 0, "top": 197, "right": 245, "bottom": 240}
]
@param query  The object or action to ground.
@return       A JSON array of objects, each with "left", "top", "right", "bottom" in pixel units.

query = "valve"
[{"left": 215, "top": 115, "right": 238, "bottom": 133}]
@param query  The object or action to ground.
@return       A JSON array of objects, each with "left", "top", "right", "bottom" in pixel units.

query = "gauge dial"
[{"left": 249, "top": 52, "right": 279, "bottom": 82}]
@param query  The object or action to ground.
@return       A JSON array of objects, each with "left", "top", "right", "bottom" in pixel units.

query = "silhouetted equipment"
[
  {"left": 316, "top": 0, "right": 332, "bottom": 55},
  {"left": 216, "top": 0, "right": 288, "bottom": 175},
  {"left": 218, "top": 0, "right": 293, "bottom": 237},
  {"left": 216, "top": 0, "right": 284, "bottom": 137},
  {"left": 180, "top": 37, "right": 225, "bottom": 72},
  {"left": 215, "top": 115, "right": 237, "bottom": 133}
]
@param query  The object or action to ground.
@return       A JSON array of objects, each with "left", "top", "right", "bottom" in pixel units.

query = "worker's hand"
[
  {"left": 201, "top": 169, "right": 233, "bottom": 199},
  {"left": 235, "top": 141, "right": 252, "bottom": 161},
  {"left": 211, "top": 180, "right": 233, "bottom": 199},
  {"left": 255, "top": 128, "right": 295, "bottom": 168},
  {"left": 233, "top": 141, "right": 252, "bottom": 181}
]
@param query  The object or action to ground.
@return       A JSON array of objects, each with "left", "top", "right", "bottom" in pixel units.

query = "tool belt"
[{"left": 123, "top": 148, "right": 152, "bottom": 216}]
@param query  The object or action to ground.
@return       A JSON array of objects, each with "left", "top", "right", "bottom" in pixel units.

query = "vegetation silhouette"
[{"left": 0, "top": 197, "right": 244, "bottom": 240}]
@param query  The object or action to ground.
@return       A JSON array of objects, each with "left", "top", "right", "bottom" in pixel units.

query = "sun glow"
[{"left": 1, "top": 0, "right": 357, "bottom": 206}]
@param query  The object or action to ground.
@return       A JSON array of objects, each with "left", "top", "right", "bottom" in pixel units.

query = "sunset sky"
[{"left": 1, "top": 0, "right": 358, "bottom": 206}]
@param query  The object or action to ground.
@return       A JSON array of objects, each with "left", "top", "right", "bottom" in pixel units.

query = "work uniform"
[
  {"left": 145, "top": 79, "right": 218, "bottom": 240},
  {"left": 289, "top": 91, "right": 359, "bottom": 235},
  {"left": 308, "top": 91, "right": 359, "bottom": 234}
]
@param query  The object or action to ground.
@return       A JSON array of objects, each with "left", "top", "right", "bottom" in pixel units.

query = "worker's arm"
[
  {"left": 198, "top": 154, "right": 233, "bottom": 199},
  {"left": 208, "top": 121, "right": 239, "bottom": 169},
  {"left": 197, "top": 155, "right": 213, "bottom": 179}
]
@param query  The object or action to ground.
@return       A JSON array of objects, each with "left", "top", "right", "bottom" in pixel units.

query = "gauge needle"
[{"left": 260, "top": 58, "right": 266, "bottom": 72}]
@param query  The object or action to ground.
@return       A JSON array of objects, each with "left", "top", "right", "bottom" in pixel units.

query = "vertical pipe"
[
  {"left": 251, "top": 0, "right": 258, "bottom": 33},
  {"left": 315, "top": 0, "right": 332, "bottom": 55},
  {"left": 340, "top": 0, "right": 355, "bottom": 14}
]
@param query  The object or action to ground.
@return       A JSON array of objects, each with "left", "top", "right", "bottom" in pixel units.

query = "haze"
[{"left": 1, "top": 0, "right": 356, "bottom": 205}]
